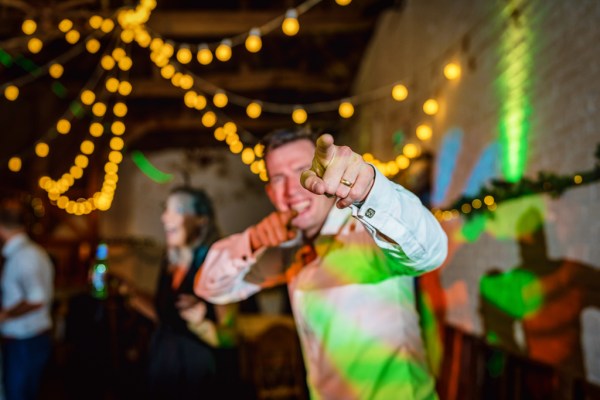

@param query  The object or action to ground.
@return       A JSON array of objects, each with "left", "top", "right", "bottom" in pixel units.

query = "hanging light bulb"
[
  {"left": 101, "top": 55, "right": 115, "bottom": 70},
  {"left": 92, "top": 102, "right": 107, "bottom": 117},
  {"left": 171, "top": 72, "right": 183, "bottom": 87},
  {"left": 282, "top": 9, "right": 299, "bottom": 36},
  {"left": 180, "top": 75, "right": 194, "bottom": 91},
  {"left": 56, "top": 119, "right": 71, "bottom": 134},
  {"left": 27, "top": 37, "right": 43, "bottom": 53},
  {"left": 338, "top": 100, "right": 354, "bottom": 118},
  {"left": 100, "top": 19, "right": 115, "bottom": 33},
  {"left": 58, "top": 19, "right": 73, "bottom": 33},
  {"left": 80, "top": 90, "right": 95, "bottom": 105},
  {"left": 89, "top": 15, "right": 103, "bottom": 29},
  {"left": 49, "top": 63, "right": 64, "bottom": 79},
  {"left": 74, "top": 155, "right": 88, "bottom": 169},
  {"left": 160, "top": 64, "right": 176, "bottom": 80},
  {"left": 292, "top": 107, "right": 307, "bottom": 124},
  {"left": 118, "top": 57, "right": 132, "bottom": 71},
  {"left": 202, "top": 111, "right": 217, "bottom": 127},
  {"left": 416, "top": 124, "right": 432, "bottom": 141},
  {"left": 215, "top": 39, "right": 232, "bottom": 62},
  {"left": 391, "top": 84, "right": 408, "bottom": 101},
  {"left": 214, "top": 127, "right": 226, "bottom": 141},
  {"left": 35, "top": 142, "right": 49, "bottom": 157},
  {"left": 444, "top": 62, "right": 461, "bottom": 80},
  {"left": 121, "top": 29, "right": 135, "bottom": 43},
  {"left": 112, "top": 48, "right": 126, "bottom": 61},
  {"left": 395, "top": 155, "right": 410, "bottom": 169},
  {"left": 403, "top": 143, "right": 421, "bottom": 158},
  {"left": 86, "top": 38, "right": 101, "bottom": 53},
  {"left": 194, "top": 95, "right": 207, "bottom": 110},
  {"left": 113, "top": 102, "right": 128, "bottom": 117},
  {"left": 184, "top": 91, "right": 197, "bottom": 108},
  {"left": 230, "top": 141, "right": 243, "bottom": 154},
  {"left": 245, "top": 28, "right": 262, "bottom": 53},
  {"left": 213, "top": 91, "right": 228, "bottom": 108},
  {"left": 246, "top": 101, "right": 262, "bottom": 119},
  {"left": 197, "top": 44, "right": 213, "bottom": 65},
  {"left": 80, "top": 140, "right": 95, "bottom": 155},
  {"left": 241, "top": 148, "right": 256, "bottom": 165},
  {"left": 65, "top": 30, "right": 80, "bottom": 44},
  {"left": 4, "top": 85, "right": 19, "bottom": 101},
  {"left": 105, "top": 77, "right": 119, "bottom": 92},
  {"left": 336, "top": 0, "right": 352, "bottom": 5},
  {"left": 8, "top": 157, "right": 22, "bottom": 172},
  {"left": 89, "top": 122, "right": 104, "bottom": 137},
  {"left": 177, "top": 45, "right": 193, "bottom": 64},
  {"left": 423, "top": 99, "right": 439, "bottom": 115},
  {"left": 254, "top": 143, "right": 264, "bottom": 158},
  {"left": 22, "top": 19, "right": 37, "bottom": 35},
  {"left": 118, "top": 81, "right": 133, "bottom": 96},
  {"left": 110, "top": 137, "right": 124, "bottom": 151},
  {"left": 111, "top": 121, "right": 125, "bottom": 135},
  {"left": 161, "top": 42, "right": 175, "bottom": 58}
]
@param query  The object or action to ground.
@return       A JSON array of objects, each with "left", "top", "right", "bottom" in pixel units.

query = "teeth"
[{"left": 291, "top": 200, "right": 310, "bottom": 213}]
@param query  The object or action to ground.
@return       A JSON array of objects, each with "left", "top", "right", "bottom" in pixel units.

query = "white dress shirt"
[
  {"left": 1, "top": 233, "right": 54, "bottom": 339},
  {"left": 196, "top": 169, "right": 447, "bottom": 399}
]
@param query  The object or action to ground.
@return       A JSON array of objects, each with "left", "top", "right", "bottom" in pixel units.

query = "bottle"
[{"left": 90, "top": 242, "right": 109, "bottom": 299}]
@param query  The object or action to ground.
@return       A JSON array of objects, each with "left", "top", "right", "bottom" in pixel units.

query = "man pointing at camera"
[{"left": 195, "top": 129, "right": 447, "bottom": 399}]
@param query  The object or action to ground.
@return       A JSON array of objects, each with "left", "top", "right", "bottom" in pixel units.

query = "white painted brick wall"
[{"left": 352, "top": 0, "right": 600, "bottom": 381}]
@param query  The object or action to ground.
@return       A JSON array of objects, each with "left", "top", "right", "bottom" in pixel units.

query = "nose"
[{"left": 284, "top": 175, "right": 302, "bottom": 197}]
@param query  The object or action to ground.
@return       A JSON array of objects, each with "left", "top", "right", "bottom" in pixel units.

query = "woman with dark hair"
[{"left": 129, "top": 187, "right": 237, "bottom": 399}]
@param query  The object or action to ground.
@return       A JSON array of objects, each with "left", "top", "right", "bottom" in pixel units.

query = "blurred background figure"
[
  {"left": 0, "top": 198, "right": 54, "bottom": 400},
  {"left": 126, "top": 186, "right": 239, "bottom": 400}
]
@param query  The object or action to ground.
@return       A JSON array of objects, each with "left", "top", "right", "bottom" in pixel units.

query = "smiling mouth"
[
  {"left": 164, "top": 227, "right": 180, "bottom": 235},
  {"left": 290, "top": 200, "right": 310, "bottom": 214}
]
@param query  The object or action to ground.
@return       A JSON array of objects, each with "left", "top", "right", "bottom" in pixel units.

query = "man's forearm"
[{"left": 0, "top": 301, "right": 43, "bottom": 322}]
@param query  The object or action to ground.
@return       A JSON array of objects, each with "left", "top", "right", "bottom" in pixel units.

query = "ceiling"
[{"left": 0, "top": 0, "right": 400, "bottom": 193}]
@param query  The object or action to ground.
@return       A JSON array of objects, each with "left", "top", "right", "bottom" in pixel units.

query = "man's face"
[
  {"left": 161, "top": 192, "right": 197, "bottom": 248},
  {"left": 265, "top": 139, "right": 335, "bottom": 239}
]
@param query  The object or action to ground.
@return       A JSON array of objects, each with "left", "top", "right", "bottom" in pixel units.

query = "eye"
[{"left": 270, "top": 175, "right": 284, "bottom": 185}]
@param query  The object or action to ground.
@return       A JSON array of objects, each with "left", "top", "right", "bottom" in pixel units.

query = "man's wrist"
[{"left": 354, "top": 164, "right": 376, "bottom": 207}]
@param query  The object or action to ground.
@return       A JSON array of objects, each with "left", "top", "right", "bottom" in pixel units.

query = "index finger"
[{"left": 315, "top": 134, "right": 336, "bottom": 169}]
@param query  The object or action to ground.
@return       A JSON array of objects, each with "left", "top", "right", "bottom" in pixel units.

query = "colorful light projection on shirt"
[
  {"left": 497, "top": 14, "right": 533, "bottom": 182},
  {"left": 294, "top": 238, "right": 437, "bottom": 399},
  {"left": 131, "top": 150, "right": 173, "bottom": 183}
]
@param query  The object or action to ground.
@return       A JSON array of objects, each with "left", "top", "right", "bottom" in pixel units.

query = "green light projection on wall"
[{"left": 497, "top": 13, "right": 533, "bottom": 182}]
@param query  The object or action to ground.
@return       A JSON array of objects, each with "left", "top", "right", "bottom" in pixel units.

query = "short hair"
[
  {"left": 169, "top": 186, "right": 214, "bottom": 217},
  {"left": 0, "top": 199, "right": 28, "bottom": 229},
  {"left": 260, "top": 126, "right": 320, "bottom": 159}
]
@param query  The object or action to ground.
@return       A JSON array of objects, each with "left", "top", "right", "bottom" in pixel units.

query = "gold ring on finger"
[{"left": 340, "top": 178, "right": 354, "bottom": 187}]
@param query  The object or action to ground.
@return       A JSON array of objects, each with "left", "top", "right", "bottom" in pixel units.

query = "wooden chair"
[{"left": 244, "top": 323, "right": 308, "bottom": 400}]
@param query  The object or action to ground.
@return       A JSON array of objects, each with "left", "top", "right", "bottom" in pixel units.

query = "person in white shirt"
[
  {"left": 195, "top": 129, "right": 447, "bottom": 399},
  {"left": 0, "top": 199, "right": 54, "bottom": 400}
]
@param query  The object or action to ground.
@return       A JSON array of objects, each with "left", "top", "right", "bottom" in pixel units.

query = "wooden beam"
[
  {"left": 125, "top": 114, "right": 337, "bottom": 150},
  {"left": 147, "top": 10, "right": 374, "bottom": 38},
  {"left": 130, "top": 70, "right": 344, "bottom": 98}
]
